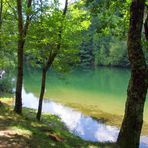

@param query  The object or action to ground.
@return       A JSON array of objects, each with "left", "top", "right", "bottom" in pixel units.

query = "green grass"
[{"left": 0, "top": 98, "right": 115, "bottom": 148}]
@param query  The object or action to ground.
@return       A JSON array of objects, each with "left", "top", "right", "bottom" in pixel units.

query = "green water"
[{"left": 24, "top": 67, "right": 148, "bottom": 124}]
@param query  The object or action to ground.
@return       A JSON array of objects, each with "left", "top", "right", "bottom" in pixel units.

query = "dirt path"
[{"left": 0, "top": 130, "right": 30, "bottom": 148}]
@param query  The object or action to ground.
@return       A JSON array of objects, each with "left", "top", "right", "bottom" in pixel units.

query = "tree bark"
[
  {"left": 14, "top": 0, "right": 32, "bottom": 114},
  {"left": 36, "top": 52, "right": 58, "bottom": 121},
  {"left": 117, "top": 0, "right": 147, "bottom": 148},
  {"left": 14, "top": 0, "right": 24, "bottom": 114},
  {"left": 36, "top": 68, "right": 47, "bottom": 120},
  {"left": 0, "top": 0, "right": 2, "bottom": 29},
  {"left": 0, "top": 0, "right": 3, "bottom": 50}
]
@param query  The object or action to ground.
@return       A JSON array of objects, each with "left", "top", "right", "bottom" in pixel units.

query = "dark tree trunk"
[
  {"left": 117, "top": 0, "right": 147, "bottom": 148},
  {"left": 14, "top": 0, "right": 24, "bottom": 114},
  {"left": 0, "top": 0, "right": 3, "bottom": 49},
  {"left": 36, "top": 68, "right": 47, "bottom": 120},
  {"left": 0, "top": 0, "right": 2, "bottom": 29},
  {"left": 14, "top": 0, "right": 32, "bottom": 114}
]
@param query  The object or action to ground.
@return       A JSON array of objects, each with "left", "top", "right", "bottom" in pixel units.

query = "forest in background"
[
  {"left": 1, "top": 0, "right": 148, "bottom": 71},
  {"left": 0, "top": 0, "right": 148, "bottom": 147}
]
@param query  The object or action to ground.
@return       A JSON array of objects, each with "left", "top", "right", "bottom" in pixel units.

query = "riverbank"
[
  {"left": 0, "top": 98, "right": 115, "bottom": 148},
  {"left": 21, "top": 86, "right": 148, "bottom": 136},
  {"left": 65, "top": 102, "right": 148, "bottom": 135}
]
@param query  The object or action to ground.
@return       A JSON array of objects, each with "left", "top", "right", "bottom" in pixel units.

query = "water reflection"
[{"left": 22, "top": 88, "right": 148, "bottom": 147}]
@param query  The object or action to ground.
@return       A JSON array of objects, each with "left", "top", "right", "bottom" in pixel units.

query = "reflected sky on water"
[{"left": 22, "top": 88, "right": 148, "bottom": 148}]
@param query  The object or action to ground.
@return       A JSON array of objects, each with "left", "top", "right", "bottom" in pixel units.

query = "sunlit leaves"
[
  {"left": 25, "top": 0, "right": 90, "bottom": 70},
  {"left": 0, "top": 0, "right": 17, "bottom": 69},
  {"left": 80, "top": 20, "right": 90, "bottom": 29}
]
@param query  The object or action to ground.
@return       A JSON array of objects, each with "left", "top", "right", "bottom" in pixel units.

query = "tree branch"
[
  {"left": 23, "top": 0, "right": 32, "bottom": 37},
  {"left": 5, "top": 0, "right": 17, "bottom": 19},
  {"left": 44, "top": 0, "right": 69, "bottom": 71}
]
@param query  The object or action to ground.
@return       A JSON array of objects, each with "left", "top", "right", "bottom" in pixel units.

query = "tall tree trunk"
[
  {"left": 0, "top": 0, "right": 3, "bottom": 50},
  {"left": 0, "top": 0, "right": 2, "bottom": 29},
  {"left": 14, "top": 0, "right": 24, "bottom": 114},
  {"left": 117, "top": 0, "right": 147, "bottom": 147},
  {"left": 14, "top": 0, "right": 32, "bottom": 114},
  {"left": 36, "top": 68, "right": 47, "bottom": 120}
]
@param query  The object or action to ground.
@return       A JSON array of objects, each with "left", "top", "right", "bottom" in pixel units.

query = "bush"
[{"left": 0, "top": 76, "right": 14, "bottom": 95}]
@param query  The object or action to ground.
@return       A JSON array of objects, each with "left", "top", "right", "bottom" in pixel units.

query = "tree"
[
  {"left": 25, "top": 0, "right": 90, "bottom": 120},
  {"left": 36, "top": 0, "right": 69, "bottom": 120},
  {"left": 117, "top": 0, "right": 148, "bottom": 147},
  {"left": 14, "top": 0, "right": 32, "bottom": 114},
  {"left": 0, "top": 0, "right": 17, "bottom": 70},
  {"left": 79, "top": 0, "right": 130, "bottom": 68},
  {"left": 0, "top": 0, "right": 3, "bottom": 64}
]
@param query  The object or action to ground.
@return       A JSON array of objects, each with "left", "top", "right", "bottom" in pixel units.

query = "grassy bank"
[{"left": 0, "top": 98, "right": 115, "bottom": 148}]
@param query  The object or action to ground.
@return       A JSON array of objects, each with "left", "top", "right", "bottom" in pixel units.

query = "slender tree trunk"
[
  {"left": 14, "top": 0, "right": 24, "bottom": 114},
  {"left": 0, "top": 0, "right": 2, "bottom": 29},
  {"left": 36, "top": 68, "right": 47, "bottom": 120},
  {"left": 117, "top": 0, "right": 147, "bottom": 147},
  {"left": 0, "top": 0, "right": 3, "bottom": 50},
  {"left": 36, "top": 53, "right": 58, "bottom": 121},
  {"left": 14, "top": 0, "right": 32, "bottom": 114}
]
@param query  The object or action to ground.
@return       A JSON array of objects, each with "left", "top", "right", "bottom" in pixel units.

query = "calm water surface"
[
  {"left": 23, "top": 67, "right": 148, "bottom": 147},
  {"left": 24, "top": 67, "right": 148, "bottom": 123}
]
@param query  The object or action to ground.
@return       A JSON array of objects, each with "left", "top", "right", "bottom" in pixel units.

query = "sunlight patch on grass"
[
  {"left": 0, "top": 97, "right": 14, "bottom": 105},
  {"left": 9, "top": 126, "right": 32, "bottom": 138}
]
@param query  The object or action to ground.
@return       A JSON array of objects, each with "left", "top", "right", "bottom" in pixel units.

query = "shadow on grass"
[{"left": 0, "top": 103, "right": 116, "bottom": 148}]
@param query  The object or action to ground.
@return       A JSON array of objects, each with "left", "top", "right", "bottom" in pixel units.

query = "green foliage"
[
  {"left": 96, "top": 38, "right": 128, "bottom": 66},
  {"left": 1, "top": 0, "right": 146, "bottom": 72},
  {"left": 25, "top": 0, "right": 90, "bottom": 71},
  {"left": 0, "top": 75, "right": 14, "bottom": 95},
  {"left": 0, "top": 0, "right": 17, "bottom": 70},
  {"left": 78, "top": 0, "right": 131, "bottom": 68}
]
